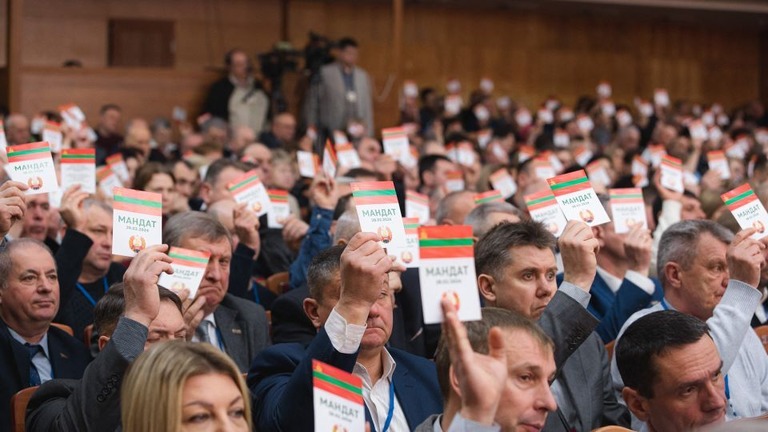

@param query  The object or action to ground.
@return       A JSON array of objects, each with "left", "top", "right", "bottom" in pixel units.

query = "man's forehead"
[
  {"left": 654, "top": 336, "right": 720, "bottom": 385},
  {"left": 507, "top": 245, "right": 556, "bottom": 266},
  {"left": 12, "top": 245, "right": 54, "bottom": 267},
  {"left": 502, "top": 329, "right": 555, "bottom": 371}
]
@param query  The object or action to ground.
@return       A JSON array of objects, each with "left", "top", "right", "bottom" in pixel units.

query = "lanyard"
[
  {"left": 660, "top": 298, "right": 735, "bottom": 415},
  {"left": 75, "top": 277, "right": 109, "bottom": 307},
  {"left": 381, "top": 381, "right": 395, "bottom": 432}
]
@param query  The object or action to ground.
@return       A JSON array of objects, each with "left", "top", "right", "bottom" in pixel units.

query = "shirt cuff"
[
  {"left": 447, "top": 413, "right": 501, "bottom": 432},
  {"left": 625, "top": 270, "right": 656, "bottom": 295},
  {"left": 324, "top": 307, "right": 366, "bottom": 354},
  {"left": 725, "top": 279, "right": 762, "bottom": 311},
  {"left": 558, "top": 281, "right": 591, "bottom": 309}
]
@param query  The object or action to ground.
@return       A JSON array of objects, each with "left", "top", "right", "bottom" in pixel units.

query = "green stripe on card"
[
  {"left": 420, "top": 238, "right": 474, "bottom": 247},
  {"left": 549, "top": 176, "right": 589, "bottom": 190},
  {"left": 114, "top": 194, "right": 162, "bottom": 208},
  {"left": 352, "top": 189, "right": 396, "bottom": 197},
  {"left": 527, "top": 196, "right": 555, "bottom": 206},
  {"left": 312, "top": 371, "right": 362, "bottom": 395},
  {"left": 8, "top": 147, "right": 49, "bottom": 157},
  {"left": 169, "top": 253, "right": 209, "bottom": 264},
  {"left": 725, "top": 189, "right": 753, "bottom": 206}
]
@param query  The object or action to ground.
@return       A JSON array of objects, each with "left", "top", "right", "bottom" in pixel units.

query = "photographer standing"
[
  {"left": 305, "top": 37, "right": 374, "bottom": 137},
  {"left": 202, "top": 49, "right": 270, "bottom": 137}
]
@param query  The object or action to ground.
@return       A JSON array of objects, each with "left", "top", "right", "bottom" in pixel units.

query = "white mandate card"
[
  {"left": 97, "top": 165, "right": 122, "bottom": 198},
  {"left": 490, "top": 169, "right": 517, "bottom": 199},
  {"left": 660, "top": 155, "right": 684, "bottom": 193},
  {"left": 547, "top": 170, "right": 610, "bottom": 227},
  {"left": 228, "top": 170, "right": 273, "bottom": 217},
  {"left": 405, "top": 190, "right": 430, "bottom": 224},
  {"left": 158, "top": 247, "right": 211, "bottom": 299},
  {"left": 722, "top": 184, "right": 768, "bottom": 240},
  {"left": 418, "top": 225, "right": 482, "bottom": 324},
  {"left": 609, "top": 188, "right": 648, "bottom": 234},
  {"left": 297, "top": 151, "right": 318, "bottom": 178},
  {"left": 351, "top": 181, "right": 407, "bottom": 251},
  {"left": 267, "top": 189, "right": 291, "bottom": 229},
  {"left": 312, "top": 360, "right": 365, "bottom": 432},
  {"left": 6, "top": 142, "right": 59, "bottom": 195},
  {"left": 400, "top": 218, "right": 421, "bottom": 268},
  {"left": 60, "top": 149, "right": 96, "bottom": 194},
  {"left": 707, "top": 150, "right": 731, "bottom": 180},
  {"left": 112, "top": 187, "right": 162, "bottom": 257},
  {"left": 525, "top": 189, "right": 568, "bottom": 238}
]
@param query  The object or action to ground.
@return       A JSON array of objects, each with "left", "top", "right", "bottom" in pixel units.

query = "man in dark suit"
[
  {"left": 164, "top": 211, "right": 270, "bottom": 372},
  {"left": 0, "top": 238, "right": 91, "bottom": 432},
  {"left": 26, "top": 245, "right": 187, "bottom": 432},
  {"left": 248, "top": 236, "right": 442, "bottom": 431},
  {"left": 476, "top": 220, "right": 630, "bottom": 431}
]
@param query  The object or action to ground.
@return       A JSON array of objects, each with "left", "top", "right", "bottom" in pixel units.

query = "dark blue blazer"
[
  {"left": 557, "top": 272, "right": 663, "bottom": 342},
  {"left": 0, "top": 319, "right": 90, "bottom": 432},
  {"left": 248, "top": 328, "right": 442, "bottom": 431}
]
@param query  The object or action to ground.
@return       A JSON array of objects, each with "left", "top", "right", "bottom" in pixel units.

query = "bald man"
[{"left": 5, "top": 113, "right": 31, "bottom": 145}]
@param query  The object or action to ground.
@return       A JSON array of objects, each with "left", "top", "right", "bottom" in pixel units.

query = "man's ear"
[
  {"left": 663, "top": 262, "right": 683, "bottom": 289},
  {"left": 198, "top": 182, "right": 212, "bottom": 205},
  {"left": 98, "top": 335, "right": 111, "bottom": 352},
  {"left": 303, "top": 298, "right": 323, "bottom": 330},
  {"left": 477, "top": 274, "right": 497, "bottom": 305},
  {"left": 622, "top": 387, "right": 650, "bottom": 422},
  {"left": 448, "top": 364, "right": 463, "bottom": 398}
]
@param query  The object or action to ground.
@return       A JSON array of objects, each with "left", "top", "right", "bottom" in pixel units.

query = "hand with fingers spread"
[
  {"left": 233, "top": 203, "right": 261, "bottom": 256},
  {"left": 0, "top": 180, "right": 29, "bottom": 238},
  {"left": 123, "top": 244, "right": 174, "bottom": 328},
  {"left": 281, "top": 215, "right": 309, "bottom": 249},
  {"left": 727, "top": 228, "right": 766, "bottom": 288},
  {"left": 337, "top": 232, "right": 394, "bottom": 325},
  {"left": 442, "top": 298, "right": 507, "bottom": 425},
  {"left": 624, "top": 223, "right": 653, "bottom": 276},
  {"left": 58, "top": 184, "right": 90, "bottom": 232},
  {"left": 559, "top": 220, "right": 599, "bottom": 292}
]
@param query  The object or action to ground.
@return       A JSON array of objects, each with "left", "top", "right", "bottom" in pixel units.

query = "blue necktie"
[{"left": 25, "top": 343, "right": 42, "bottom": 386}]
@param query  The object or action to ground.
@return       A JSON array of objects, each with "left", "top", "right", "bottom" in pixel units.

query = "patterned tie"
[
  {"left": 195, "top": 321, "right": 211, "bottom": 345},
  {"left": 25, "top": 343, "right": 42, "bottom": 386}
]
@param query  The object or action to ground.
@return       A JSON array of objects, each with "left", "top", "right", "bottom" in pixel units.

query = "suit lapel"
[
  {"left": 1, "top": 320, "right": 31, "bottom": 383},
  {"left": 391, "top": 352, "right": 417, "bottom": 427},
  {"left": 214, "top": 305, "right": 246, "bottom": 369},
  {"left": 589, "top": 274, "right": 614, "bottom": 317}
]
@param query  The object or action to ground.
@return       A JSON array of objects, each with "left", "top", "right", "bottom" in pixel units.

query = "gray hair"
[
  {"left": 163, "top": 212, "right": 233, "bottom": 250},
  {"left": 656, "top": 220, "right": 734, "bottom": 288},
  {"left": 332, "top": 210, "right": 360, "bottom": 244},
  {"left": 0, "top": 239, "right": 54, "bottom": 291},
  {"left": 82, "top": 198, "right": 113, "bottom": 215},
  {"left": 475, "top": 220, "right": 557, "bottom": 282},
  {"left": 465, "top": 201, "right": 523, "bottom": 237},
  {"left": 435, "top": 190, "right": 472, "bottom": 225}
]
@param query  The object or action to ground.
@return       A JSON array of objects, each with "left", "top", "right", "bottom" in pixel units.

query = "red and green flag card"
[
  {"left": 58, "top": 103, "right": 86, "bottom": 130},
  {"left": 312, "top": 359, "right": 364, "bottom": 432},
  {"left": 642, "top": 144, "right": 666, "bottom": 168},
  {"left": 106, "top": 153, "right": 130, "bottom": 184},
  {"left": 490, "top": 168, "right": 517, "bottom": 199},
  {"left": 400, "top": 217, "right": 420, "bottom": 269},
  {"left": 574, "top": 146, "right": 593, "bottom": 167},
  {"left": 158, "top": 247, "right": 211, "bottom": 299},
  {"left": 112, "top": 187, "right": 162, "bottom": 257},
  {"left": 383, "top": 126, "right": 412, "bottom": 166},
  {"left": 60, "top": 149, "right": 96, "bottom": 194},
  {"left": 351, "top": 181, "right": 407, "bottom": 251},
  {"left": 332, "top": 130, "right": 349, "bottom": 145},
  {"left": 297, "top": 150, "right": 318, "bottom": 178},
  {"left": 405, "top": 190, "right": 430, "bottom": 224},
  {"left": 609, "top": 188, "right": 648, "bottom": 234},
  {"left": 517, "top": 145, "right": 535, "bottom": 163},
  {"left": 228, "top": 170, "right": 272, "bottom": 217},
  {"left": 689, "top": 119, "right": 708, "bottom": 141},
  {"left": 267, "top": 189, "right": 291, "bottom": 229},
  {"left": 541, "top": 150, "right": 564, "bottom": 174},
  {"left": 6, "top": 142, "right": 59, "bottom": 195},
  {"left": 707, "top": 150, "right": 731, "bottom": 180},
  {"left": 660, "top": 155, "right": 684, "bottom": 193},
  {"left": 418, "top": 225, "right": 481, "bottom": 324},
  {"left": 323, "top": 139, "right": 337, "bottom": 179},
  {"left": 444, "top": 170, "right": 465, "bottom": 192},
  {"left": 335, "top": 142, "right": 361, "bottom": 170},
  {"left": 586, "top": 160, "right": 611, "bottom": 188},
  {"left": 631, "top": 156, "right": 649, "bottom": 188},
  {"left": 0, "top": 123, "right": 7, "bottom": 151},
  {"left": 42, "top": 122, "right": 63, "bottom": 153},
  {"left": 525, "top": 189, "right": 567, "bottom": 238},
  {"left": 721, "top": 184, "right": 768, "bottom": 240},
  {"left": 96, "top": 165, "right": 123, "bottom": 198},
  {"left": 474, "top": 190, "right": 504, "bottom": 205},
  {"left": 547, "top": 170, "right": 610, "bottom": 227},
  {"left": 533, "top": 157, "right": 556, "bottom": 181}
]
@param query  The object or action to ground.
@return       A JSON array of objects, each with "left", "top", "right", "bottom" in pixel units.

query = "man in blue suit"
[{"left": 248, "top": 234, "right": 442, "bottom": 431}]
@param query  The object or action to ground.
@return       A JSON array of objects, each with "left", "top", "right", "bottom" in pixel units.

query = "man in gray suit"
[
  {"left": 475, "top": 220, "right": 630, "bottom": 431},
  {"left": 305, "top": 37, "right": 374, "bottom": 136},
  {"left": 163, "top": 211, "right": 270, "bottom": 372}
]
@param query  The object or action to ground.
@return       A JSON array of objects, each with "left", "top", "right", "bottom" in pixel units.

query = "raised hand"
[
  {"left": 624, "top": 223, "right": 653, "bottom": 276},
  {"left": 233, "top": 203, "right": 261, "bottom": 256},
  {"left": 442, "top": 298, "right": 507, "bottom": 425},
  {"left": 559, "top": 220, "right": 599, "bottom": 292},
  {"left": 0, "top": 180, "right": 28, "bottom": 238},
  {"left": 727, "top": 228, "right": 765, "bottom": 288},
  {"left": 58, "top": 184, "right": 90, "bottom": 231},
  {"left": 123, "top": 244, "right": 173, "bottom": 328},
  {"left": 337, "top": 232, "right": 393, "bottom": 325}
]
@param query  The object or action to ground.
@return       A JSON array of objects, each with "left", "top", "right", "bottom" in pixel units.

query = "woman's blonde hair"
[{"left": 121, "top": 341, "right": 252, "bottom": 432}]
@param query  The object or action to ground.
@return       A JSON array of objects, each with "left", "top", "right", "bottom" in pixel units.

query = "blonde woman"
[{"left": 122, "top": 341, "right": 251, "bottom": 432}]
